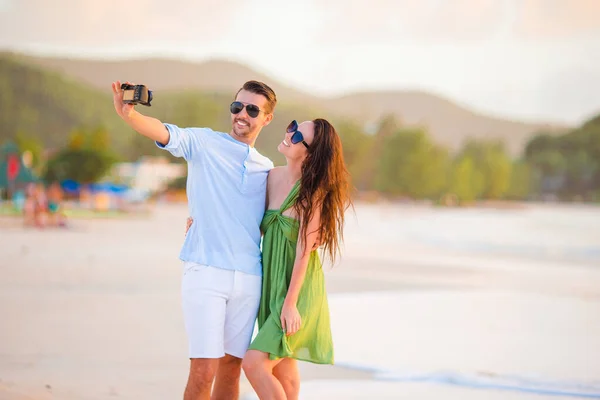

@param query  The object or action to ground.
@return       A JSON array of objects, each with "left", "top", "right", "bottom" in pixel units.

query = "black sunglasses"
[
  {"left": 230, "top": 101, "right": 261, "bottom": 118},
  {"left": 286, "top": 120, "right": 309, "bottom": 148}
]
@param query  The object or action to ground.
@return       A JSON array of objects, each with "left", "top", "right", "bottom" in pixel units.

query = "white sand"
[{"left": 1, "top": 202, "right": 599, "bottom": 399}]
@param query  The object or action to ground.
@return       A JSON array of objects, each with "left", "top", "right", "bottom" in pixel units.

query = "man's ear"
[{"left": 263, "top": 113, "right": 274, "bottom": 127}]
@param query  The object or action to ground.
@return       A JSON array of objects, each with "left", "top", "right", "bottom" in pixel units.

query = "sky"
[{"left": 1, "top": 0, "right": 599, "bottom": 125}]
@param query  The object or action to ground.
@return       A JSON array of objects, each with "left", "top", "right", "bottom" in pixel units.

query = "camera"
[{"left": 121, "top": 83, "right": 153, "bottom": 106}]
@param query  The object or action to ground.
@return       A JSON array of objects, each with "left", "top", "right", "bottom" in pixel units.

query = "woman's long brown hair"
[{"left": 293, "top": 118, "right": 353, "bottom": 264}]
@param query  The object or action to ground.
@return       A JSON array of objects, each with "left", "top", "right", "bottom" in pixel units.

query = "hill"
[
  {"left": 6, "top": 52, "right": 313, "bottom": 104},
  {"left": 326, "top": 91, "right": 565, "bottom": 154},
  {"left": 5, "top": 52, "right": 568, "bottom": 156},
  {"left": 0, "top": 54, "right": 133, "bottom": 153}
]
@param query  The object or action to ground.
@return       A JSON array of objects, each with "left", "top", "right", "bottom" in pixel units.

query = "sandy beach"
[{"left": 1, "top": 201, "right": 599, "bottom": 399}]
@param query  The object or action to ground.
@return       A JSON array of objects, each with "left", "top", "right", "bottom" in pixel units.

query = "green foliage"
[
  {"left": 43, "top": 148, "right": 118, "bottom": 184},
  {"left": 3, "top": 53, "right": 600, "bottom": 203},
  {"left": 68, "top": 127, "right": 87, "bottom": 150},
  {"left": 167, "top": 176, "right": 187, "bottom": 190},
  {"left": 447, "top": 155, "right": 484, "bottom": 203},
  {"left": 356, "top": 114, "right": 398, "bottom": 190},
  {"left": 457, "top": 140, "right": 513, "bottom": 200},
  {"left": 43, "top": 126, "right": 120, "bottom": 184},
  {"left": 333, "top": 120, "right": 374, "bottom": 182},
  {"left": 524, "top": 115, "right": 600, "bottom": 201},
  {"left": 376, "top": 128, "right": 449, "bottom": 199},
  {"left": 368, "top": 126, "right": 516, "bottom": 204},
  {"left": 505, "top": 160, "right": 532, "bottom": 200},
  {"left": 89, "top": 125, "right": 111, "bottom": 151}
]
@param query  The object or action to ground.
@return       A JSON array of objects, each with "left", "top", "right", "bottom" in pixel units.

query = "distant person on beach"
[
  {"left": 22, "top": 183, "right": 36, "bottom": 227},
  {"left": 187, "top": 118, "right": 353, "bottom": 399},
  {"left": 27, "top": 182, "right": 48, "bottom": 228},
  {"left": 47, "top": 182, "right": 67, "bottom": 227},
  {"left": 112, "top": 79, "right": 277, "bottom": 400}
]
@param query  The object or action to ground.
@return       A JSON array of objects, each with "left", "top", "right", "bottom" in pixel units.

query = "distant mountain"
[
  {"left": 2, "top": 51, "right": 570, "bottom": 156},
  {"left": 6, "top": 52, "right": 313, "bottom": 104},
  {"left": 326, "top": 91, "right": 567, "bottom": 154}
]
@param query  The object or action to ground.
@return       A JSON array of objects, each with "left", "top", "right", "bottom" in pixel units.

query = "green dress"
[{"left": 248, "top": 181, "right": 334, "bottom": 365}]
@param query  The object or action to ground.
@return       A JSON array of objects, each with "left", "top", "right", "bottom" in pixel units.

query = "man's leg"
[
  {"left": 211, "top": 354, "right": 243, "bottom": 400},
  {"left": 214, "top": 270, "right": 262, "bottom": 400},
  {"left": 181, "top": 263, "right": 230, "bottom": 399},
  {"left": 184, "top": 358, "right": 219, "bottom": 400}
]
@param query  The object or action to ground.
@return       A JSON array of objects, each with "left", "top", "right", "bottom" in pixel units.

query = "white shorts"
[{"left": 181, "top": 262, "right": 262, "bottom": 359}]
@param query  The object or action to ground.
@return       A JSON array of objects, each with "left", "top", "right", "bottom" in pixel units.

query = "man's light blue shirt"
[{"left": 156, "top": 123, "right": 274, "bottom": 277}]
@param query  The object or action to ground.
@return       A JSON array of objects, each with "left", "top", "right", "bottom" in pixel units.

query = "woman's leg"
[
  {"left": 242, "top": 350, "right": 286, "bottom": 400},
  {"left": 273, "top": 358, "right": 300, "bottom": 400}
]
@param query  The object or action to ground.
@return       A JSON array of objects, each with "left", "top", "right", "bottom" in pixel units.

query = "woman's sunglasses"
[
  {"left": 230, "top": 101, "right": 261, "bottom": 118},
  {"left": 287, "top": 120, "right": 310, "bottom": 148}
]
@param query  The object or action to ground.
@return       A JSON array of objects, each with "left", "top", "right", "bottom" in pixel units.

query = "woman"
[{"left": 187, "top": 118, "right": 353, "bottom": 399}]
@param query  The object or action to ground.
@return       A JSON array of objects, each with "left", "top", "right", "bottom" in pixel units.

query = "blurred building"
[{"left": 111, "top": 156, "right": 186, "bottom": 194}]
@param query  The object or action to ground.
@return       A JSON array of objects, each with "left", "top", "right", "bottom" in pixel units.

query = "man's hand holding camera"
[
  {"left": 112, "top": 80, "right": 136, "bottom": 121},
  {"left": 110, "top": 80, "right": 168, "bottom": 145}
]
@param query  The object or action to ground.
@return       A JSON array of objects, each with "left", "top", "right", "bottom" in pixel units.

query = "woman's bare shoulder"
[{"left": 268, "top": 166, "right": 285, "bottom": 181}]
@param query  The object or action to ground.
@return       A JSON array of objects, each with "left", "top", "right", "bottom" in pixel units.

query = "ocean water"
[
  {"left": 317, "top": 203, "right": 600, "bottom": 398},
  {"left": 343, "top": 203, "right": 600, "bottom": 265}
]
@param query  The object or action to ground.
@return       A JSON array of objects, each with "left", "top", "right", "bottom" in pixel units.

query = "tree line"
[
  {"left": 340, "top": 113, "right": 599, "bottom": 204},
  {"left": 3, "top": 56, "right": 597, "bottom": 205},
  {"left": 10, "top": 110, "right": 599, "bottom": 205}
]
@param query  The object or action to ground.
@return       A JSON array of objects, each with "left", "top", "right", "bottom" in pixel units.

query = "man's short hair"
[{"left": 236, "top": 80, "right": 277, "bottom": 114}]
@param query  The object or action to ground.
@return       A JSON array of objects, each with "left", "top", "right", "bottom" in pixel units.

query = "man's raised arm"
[{"left": 111, "top": 81, "right": 170, "bottom": 145}]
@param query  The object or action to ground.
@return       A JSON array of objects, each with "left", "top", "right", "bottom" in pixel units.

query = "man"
[{"left": 111, "top": 80, "right": 277, "bottom": 400}]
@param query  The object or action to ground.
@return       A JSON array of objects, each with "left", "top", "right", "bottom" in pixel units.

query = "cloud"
[
  {"left": 514, "top": 0, "right": 600, "bottom": 39},
  {"left": 312, "top": 0, "right": 505, "bottom": 44},
  {"left": 3, "top": 0, "right": 599, "bottom": 49},
  {"left": 305, "top": 0, "right": 600, "bottom": 44},
  {"left": 0, "top": 0, "right": 242, "bottom": 47}
]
